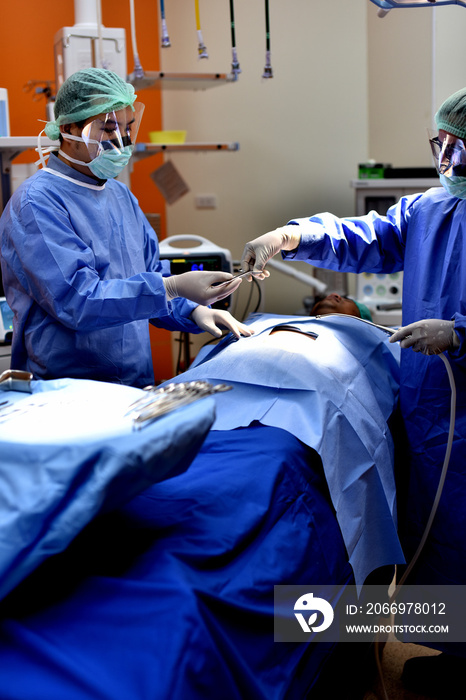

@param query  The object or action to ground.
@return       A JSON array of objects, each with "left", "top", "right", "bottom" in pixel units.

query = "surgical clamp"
[{"left": 129, "top": 380, "right": 232, "bottom": 429}]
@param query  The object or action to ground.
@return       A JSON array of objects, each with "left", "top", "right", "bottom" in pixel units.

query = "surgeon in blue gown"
[
  {"left": 241, "top": 87, "right": 466, "bottom": 694},
  {"left": 0, "top": 68, "right": 250, "bottom": 387}
]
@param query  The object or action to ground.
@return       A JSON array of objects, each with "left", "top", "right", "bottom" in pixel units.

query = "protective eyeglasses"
[
  {"left": 79, "top": 102, "right": 145, "bottom": 160},
  {"left": 428, "top": 129, "right": 466, "bottom": 177}
]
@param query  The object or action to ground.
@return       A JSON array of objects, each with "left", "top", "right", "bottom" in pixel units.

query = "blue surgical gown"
[
  {"left": 0, "top": 154, "right": 200, "bottom": 387},
  {"left": 283, "top": 187, "right": 466, "bottom": 597}
]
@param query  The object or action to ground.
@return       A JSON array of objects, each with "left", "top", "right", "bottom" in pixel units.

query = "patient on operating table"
[{"left": 172, "top": 301, "right": 402, "bottom": 588}]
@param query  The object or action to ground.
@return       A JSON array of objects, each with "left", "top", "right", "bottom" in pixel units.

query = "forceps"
[
  {"left": 212, "top": 270, "right": 257, "bottom": 288},
  {"left": 128, "top": 380, "right": 232, "bottom": 429},
  {"left": 126, "top": 382, "right": 188, "bottom": 414}
]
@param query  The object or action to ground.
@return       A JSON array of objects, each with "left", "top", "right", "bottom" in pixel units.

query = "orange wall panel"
[
  {"left": 1, "top": 0, "right": 174, "bottom": 380},
  {"left": 0, "top": 0, "right": 166, "bottom": 231}
]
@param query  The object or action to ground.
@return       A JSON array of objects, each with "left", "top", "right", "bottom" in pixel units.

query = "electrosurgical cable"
[
  {"left": 391, "top": 350, "right": 456, "bottom": 593},
  {"left": 243, "top": 276, "right": 262, "bottom": 318},
  {"left": 316, "top": 312, "right": 456, "bottom": 578},
  {"left": 315, "top": 312, "right": 397, "bottom": 336},
  {"left": 380, "top": 353, "right": 455, "bottom": 700},
  {"left": 262, "top": 0, "right": 273, "bottom": 79},
  {"left": 229, "top": 0, "right": 241, "bottom": 78},
  {"left": 160, "top": 0, "right": 171, "bottom": 48},
  {"left": 318, "top": 312, "right": 457, "bottom": 700},
  {"left": 375, "top": 351, "right": 456, "bottom": 700},
  {"left": 194, "top": 0, "right": 209, "bottom": 59},
  {"left": 234, "top": 274, "right": 258, "bottom": 322}
]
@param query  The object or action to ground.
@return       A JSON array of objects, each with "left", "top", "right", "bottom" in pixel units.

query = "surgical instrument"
[
  {"left": 315, "top": 312, "right": 396, "bottom": 335},
  {"left": 129, "top": 380, "right": 232, "bottom": 429},
  {"left": 211, "top": 269, "right": 256, "bottom": 288}
]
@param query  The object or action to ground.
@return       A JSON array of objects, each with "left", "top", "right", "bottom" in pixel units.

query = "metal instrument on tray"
[{"left": 128, "top": 380, "right": 232, "bottom": 429}]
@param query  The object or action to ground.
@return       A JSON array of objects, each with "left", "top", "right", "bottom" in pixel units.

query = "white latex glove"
[
  {"left": 191, "top": 307, "right": 254, "bottom": 339},
  {"left": 389, "top": 319, "right": 460, "bottom": 355},
  {"left": 163, "top": 271, "right": 242, "bottom": 306},
  {"left": 240, "top": 226, "right": 301, "bottom": 279}
]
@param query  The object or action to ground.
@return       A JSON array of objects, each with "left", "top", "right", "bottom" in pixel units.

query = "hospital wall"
[
  {"left": 0, "top": 0, "right": 166, "bottom": 229},
  {"left": 160, "top": 0, "right": 368, "bottom": 315},
  {"left": 1, "top": 1, "right": 466, "bottom": 373},
  {"left": 367, "top": 6, "right": 466, "bottom": 167},
  {"left": 161, "top": 1, "right": 466, "bottom": 316},
  {"left": 0, "top": 0, "right": 175, "bottom": 380}
]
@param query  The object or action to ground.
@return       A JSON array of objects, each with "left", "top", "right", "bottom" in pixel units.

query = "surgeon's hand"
[
  {"left": 389, "top": 319, "right": 460, "bottom": 355},
  {"left": 191, "top": 307, "right": 254, "bottom": 339},
  {"left": 163, "top": 271, "right": 242, "bottom": 306},
  {"left": 240, "top": 226, "right": 301, "bottom": 279}
]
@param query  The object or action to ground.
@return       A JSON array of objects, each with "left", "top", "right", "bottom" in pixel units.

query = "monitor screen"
[
  {"left": 168, "top": 256, "right": 225, "bottom": 274},
  {"left": 163, "top": 255, "right": 231, "bottom": 310},
  {"left": 0, "top": 297, "right": 13, "bottom": 343}
]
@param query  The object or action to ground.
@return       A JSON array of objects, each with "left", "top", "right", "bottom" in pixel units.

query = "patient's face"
[{"left": 311, "top": 294, "right": 360, "bottom": 318}]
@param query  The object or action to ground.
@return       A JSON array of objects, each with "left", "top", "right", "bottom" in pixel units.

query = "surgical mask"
[
  {"left": 37, "top": 102, "right": 144, "bottom": 178},
  {"left": 439, "top": 173, "right": 466, "bottom": 199},
  {"left": 59, "top": 135, "right": 134, "bottom": 179}
]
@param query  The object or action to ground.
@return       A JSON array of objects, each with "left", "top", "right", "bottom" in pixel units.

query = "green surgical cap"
[
  {"left": 353, "top": 300, "right": 373, "bottom": 322},
  {"left": 435, "top": 87, "right": 466, "bottom": 140},
  {"left": 44, "top": 68, "right": 137, "bottom": 141}
]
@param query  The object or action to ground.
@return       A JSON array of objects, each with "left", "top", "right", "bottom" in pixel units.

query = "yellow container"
[{"left": 149, "top": 130, "right": 187, "bottom": 144}]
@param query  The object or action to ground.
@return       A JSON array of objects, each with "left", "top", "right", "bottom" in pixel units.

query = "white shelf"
[
  {"left": 0, "top": 137, "right": 240, "bottom": 157},
  {"left": 0, "top": 139, "right": 240, "bottom": 208},
  {"left": 351, "top": 178, "right": 439, "bottom": 188},
  {"left": 0, "top": 136, "right": 55, "bottom": 147},
  {"left": 0, "top": 136, "right": 55, "bottom": 160},
  {"left": 0, "top": 137, "right": 57, "bottom": 210},
  {"left": 127, "top": 71, "right": 237, "bottom": 91},
  {"left": 133, "top": 142, "right": 239, "bottom": 160},
  {"left": 0, "top": 137, "right": 239, "bottom": 170}
]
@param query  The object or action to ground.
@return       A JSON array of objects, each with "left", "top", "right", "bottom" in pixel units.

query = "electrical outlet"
[{"left": 195, "top": 194, "right": 218, "bottom": 209}]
